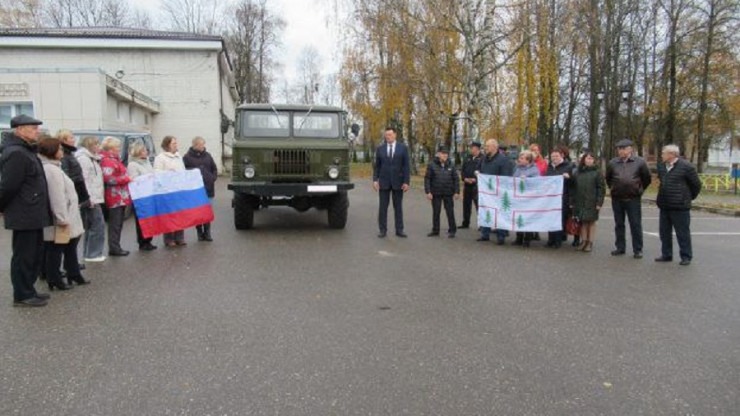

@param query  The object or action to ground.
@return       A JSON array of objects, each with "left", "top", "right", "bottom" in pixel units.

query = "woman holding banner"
[
  {"left": 154, "top": 136, "right": 187, "bottom": 247},
  {"left": 545, "top": 149, "right": 574, "bottom": 248},
  {"left": 128, "top": 143, "right": 157, "bottom": 251},
  {"left": 512, "top": 150, "right": 540, "bottom": 247},
  {"left": 183, "top": 136, "right": 218, "bottom": 242}
]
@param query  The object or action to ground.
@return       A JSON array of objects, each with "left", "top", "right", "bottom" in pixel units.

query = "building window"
[
  {"left": 0, "top": 102, "right": 34, "bottom": 128},
  {"left": 116, "top": 102, "right": 124, "bottom": 121}
]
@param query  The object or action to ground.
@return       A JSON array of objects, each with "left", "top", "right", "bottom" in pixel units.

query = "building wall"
[
  {"left": 0, "top": 46, "right": 236, "bottom": 171},
  {"left": 0, "top": 69, "right": 106, "bottom": 131}
]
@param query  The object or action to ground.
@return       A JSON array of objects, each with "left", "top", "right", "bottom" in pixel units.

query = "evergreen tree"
[
  {"left": 519, "top": 178, "right": 526, "bottom": 193},
  {"left": 485, "top": 209, "right": 492, "bottom": 224},
  {"left": 517, "top": 214, "right": 525, "bottom": 229},
  {"left": 487, "top": 177, "right": 494, "bottom": 191},
  {"left": 501, "top": 190, "right": 511, "bottom": 212}
]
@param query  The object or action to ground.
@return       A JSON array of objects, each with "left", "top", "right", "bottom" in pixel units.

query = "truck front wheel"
[
  {"left": 327, "top": 192, "right": 349, "bottom": 229},
  {"left": 234, "top": 193, "right": 256, "bottom": 230}
]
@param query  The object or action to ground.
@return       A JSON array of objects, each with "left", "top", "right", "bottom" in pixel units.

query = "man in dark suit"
[
  {"left": 373, "top": 126, "right": 410, "bottom": 238},
  {"left": 0, "top": 115, "right": 53, "bottom": 307}
]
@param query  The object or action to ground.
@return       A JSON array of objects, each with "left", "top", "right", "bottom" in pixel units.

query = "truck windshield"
[
  {"left": 294, "top": 113, "right": 340, "bottom": 138},
  {"left": 241, "top": 111, "right": 290, "bottom": 137}
]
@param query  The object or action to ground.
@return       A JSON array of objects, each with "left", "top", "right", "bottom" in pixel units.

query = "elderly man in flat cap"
[
  {"left": 605, "top": 138, "right": 652, "bottom": 259},
  {"left": 0, "top": 115, "right": 53, "bottom": 307},
  {"left": 424, "top": 145, "right": 460, "bottom": 238}
]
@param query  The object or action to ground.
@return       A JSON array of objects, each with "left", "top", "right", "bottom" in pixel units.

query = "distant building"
[
  {"left": 707, "top": 133, "right": 740, "bottom": 170},
  {"left": 0, "top": 27, "right": 239, "bottom": 171}
]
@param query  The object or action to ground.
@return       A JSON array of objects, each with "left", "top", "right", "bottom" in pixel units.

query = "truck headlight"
[
  {"left": 328, "top": 166, "right": 339, "bottom": 179},
  {"left": 244, "top": 165, "right": 256, "bottom": 179}
]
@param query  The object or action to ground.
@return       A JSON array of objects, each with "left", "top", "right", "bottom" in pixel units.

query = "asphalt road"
[{"left": 1, "top": 179, "right": 739, "bottom": 415}]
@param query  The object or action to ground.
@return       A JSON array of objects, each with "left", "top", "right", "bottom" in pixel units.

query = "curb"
[{"left": 642, "top": 198, "right": 740, "bottom": 217}]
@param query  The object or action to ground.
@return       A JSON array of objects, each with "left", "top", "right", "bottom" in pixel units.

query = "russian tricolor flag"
[{"left": 129, "top": 170, "right": 214, "bottom": 238}]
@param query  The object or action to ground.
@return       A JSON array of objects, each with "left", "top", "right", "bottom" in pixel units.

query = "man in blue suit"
[{"left": 373, "top": 127, "right": 410, "bottom": 238}]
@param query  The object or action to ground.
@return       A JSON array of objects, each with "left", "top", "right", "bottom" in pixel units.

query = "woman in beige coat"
[
  {"left": 153, "top": 135, "right": 187, "bottom": 247},
  {"left": 38, "top": 138, "right": 88, "bottom": 290}
]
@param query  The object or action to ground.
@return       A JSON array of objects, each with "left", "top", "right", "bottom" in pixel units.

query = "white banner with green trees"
[{"left": 477, "top": 174, "right": 564, "bottom": 232}]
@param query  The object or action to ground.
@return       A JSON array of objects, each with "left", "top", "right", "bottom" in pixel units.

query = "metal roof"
[
  {"left": 236, "top": 103, "right": 345, "bottom": 112},
  {"left": 0, "top": 27, "right": 223, "bottom": 42}
]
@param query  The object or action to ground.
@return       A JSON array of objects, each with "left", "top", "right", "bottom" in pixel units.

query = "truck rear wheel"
[
  {"left": 234, "top": 193, "right": 256, "bottom": 230},
  {"left": 327, "top": 192, "right": 349, "bottom": 229}
]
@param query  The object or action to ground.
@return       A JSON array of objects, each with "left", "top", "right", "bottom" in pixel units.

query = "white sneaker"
[{"left": 84, "top": 256, "right": 106, "bottom": 262}]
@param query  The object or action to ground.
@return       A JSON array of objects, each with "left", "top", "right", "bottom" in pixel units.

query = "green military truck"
[{"left": 228, "top": 104, "right": 354, "bottom": 230}]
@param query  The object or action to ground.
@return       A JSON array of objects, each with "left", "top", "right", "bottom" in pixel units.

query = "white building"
[
  {"left": 0, "top": 27, "right": 239, "bottom": 171},
  {"left": 707, "top": 133, "right": 740, "bottom": 170}
]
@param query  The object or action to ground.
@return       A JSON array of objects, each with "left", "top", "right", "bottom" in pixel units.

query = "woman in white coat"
[
  {"left": 38, "top": 138, "right": 88, "bottom": 290},
  {"left": 153, "top": 135, "right": 187, "bottom": 247},
  {"left": 75, "top": 135, "right": 107, "bottom": 262}
]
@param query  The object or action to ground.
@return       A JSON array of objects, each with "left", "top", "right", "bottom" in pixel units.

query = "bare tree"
[
  {"left": 0, "top": 0, "right": 43, "bottom": 27},
  {"left": 160, "top": 0, "right": 221, "bottom": 34},
  {"left": 693, "top": 0, "right": 739, "bottom": 171},
  {"left": 41, "top": 0, "right": 151, "bottom": 28},
  {"left": 223, "top": 0, "right": 285, "bottom": 103},
  {"left": 297, "top": 46, "right": 323, "bottom": 105}
]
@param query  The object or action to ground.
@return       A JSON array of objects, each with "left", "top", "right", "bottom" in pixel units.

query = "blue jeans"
[
  {"left": 480, "top": 227, "right": 508, "bottom": 241},
  {"left": 81, "top": 204, "right": 106, "bottom": 259},
  {"left": 612, "top": 198, "right": 643, "bottom": 253}
]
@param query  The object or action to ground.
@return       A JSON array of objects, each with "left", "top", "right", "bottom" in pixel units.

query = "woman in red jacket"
[{"left": 100, "top": 137, "right": 132, "bottom": 256}]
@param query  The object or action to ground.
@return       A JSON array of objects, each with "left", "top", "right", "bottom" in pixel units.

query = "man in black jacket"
[
  {"left": 605, "top": 139, "right": 652, "bottom": 259},
  {"left": 477, "top": 139, "right": 514, "bottom": 244},
  {"left": 0, "top": 115, "right": 53, "bottom": 307},
  {"left": 655, "top": 144, "right": 702, "bottom": 265},
  {"left": 424, "top": 146, "right": 460, "bottom": 238},
  {"left": 460, "top": 141, "right": 482, "bottom": 229}
]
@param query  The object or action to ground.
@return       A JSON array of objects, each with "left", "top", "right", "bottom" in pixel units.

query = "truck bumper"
[{"left": 228, "top": 182, "right": 354, "bottom": 196}]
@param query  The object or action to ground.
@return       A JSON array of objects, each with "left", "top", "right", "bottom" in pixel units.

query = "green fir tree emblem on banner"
[
  {"left": 485, "top": 209, "right": 493, "bottom": 225},
  {"left": 517, "top": 214, "right": 525, "bottom": 229},
  {"left": 501, "top": 190, "right": 511, "bottom": 212},
  {"left": 486, "top": 177, "right": 494, "bottom": 191},
  {"left": 519, "top": 178, "right": 526, "bottom": 193}
]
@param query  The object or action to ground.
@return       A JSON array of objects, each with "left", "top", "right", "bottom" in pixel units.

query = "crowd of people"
[
  {"left": 374, "top": 126, "right": 702, "bottom": 263},
  {"left": 0, "top": 115, "right": 217, "bottom": 307},
  {"left": 0, "top": 116, "right": 704, "bottom": 308}
]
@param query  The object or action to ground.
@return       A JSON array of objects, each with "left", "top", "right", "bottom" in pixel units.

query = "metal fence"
[{"left": 698, "top": 174, "right": 738, "bottom": 193}]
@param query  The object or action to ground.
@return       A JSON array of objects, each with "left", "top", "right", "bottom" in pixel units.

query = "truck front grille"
[{"left": 273, "top": 149, "right": 311, "bottom": 175}]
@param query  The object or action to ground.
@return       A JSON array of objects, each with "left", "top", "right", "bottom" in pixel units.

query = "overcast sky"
[{"left": 129, "top": 0, "right": 339, "bottom": 90}]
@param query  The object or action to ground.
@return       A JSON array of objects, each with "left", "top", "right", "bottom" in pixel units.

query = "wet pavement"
[{"left": 1, "top": 179, "right": 739, "bottom": 415}]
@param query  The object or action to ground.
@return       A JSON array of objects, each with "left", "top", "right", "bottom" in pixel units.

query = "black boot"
[
  {"left": 196, "top": 225, "right": 205, "bottom": 241},
  {"left": 202, "top": 223, "right": 213, "bottom": 242}
]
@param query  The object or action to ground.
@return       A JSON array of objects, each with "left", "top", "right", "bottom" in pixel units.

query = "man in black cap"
[
  {"left": 460, "top": 141, "right": 482, "bottom": 229},
  {"left": 0, "top": 114, "right": 53, "bottom": 306},
  {"left": 605, "top": 138, "right": 652, "bottom": 259},
  {"left": 424, "top": 145, "right": 460, "bottom": 238}
]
